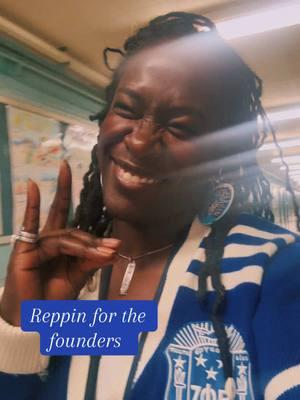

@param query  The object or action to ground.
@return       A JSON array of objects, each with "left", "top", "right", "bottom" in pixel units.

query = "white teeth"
[
  {"left": 123, "top": 171, "right": 131, "bottom": 180},
  {"left": 131, "top": 175, "right": 140, "bottom": 183},
  {"left": 117, "top": 165, "right": 158, "bottom": 184}
]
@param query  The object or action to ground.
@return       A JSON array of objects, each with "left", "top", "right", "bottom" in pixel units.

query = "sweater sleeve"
[
  {"left": 0, "top": 270, "right": 99, "bottom": 375},
  {"left": 0, "top": 287, "right": 49, "bottom": 374},
  {"left": 253, "top": 238, "right": 300, "bottom": 400},
  {"left": 0, "top": 288, "right": 49, "bottom": 400}
]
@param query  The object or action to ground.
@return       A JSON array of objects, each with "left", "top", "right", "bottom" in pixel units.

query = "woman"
[{"left": 0, "top": 12, "right": 299, "bottom": 400}]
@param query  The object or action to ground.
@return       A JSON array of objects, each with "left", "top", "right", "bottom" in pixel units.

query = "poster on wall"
[
  {"left": 64, "top": 124, "right": 98, "bottom": 210},
  {"left": 7, "top": 106, "right": 64, "bottom": 231}
]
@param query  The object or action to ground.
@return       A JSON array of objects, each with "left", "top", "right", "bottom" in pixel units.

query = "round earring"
[{"left": 199, "top": 182, "right": 235, "bottom": 225}]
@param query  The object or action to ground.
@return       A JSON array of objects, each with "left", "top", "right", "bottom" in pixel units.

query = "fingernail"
[
  {"left": 97, "top": 247, "right": 116, "bottom": 256},
  {"left": 101, "top": 238, "right": 121, "bottom": 247}
]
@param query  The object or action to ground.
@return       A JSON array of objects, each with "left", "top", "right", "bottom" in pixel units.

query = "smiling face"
[{"left": 97, "top": 41, "right": 239, "bottom": 226}]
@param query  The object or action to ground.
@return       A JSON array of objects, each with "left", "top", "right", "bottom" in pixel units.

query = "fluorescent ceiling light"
[
  {"left": 268, "top": 107, "right": 300, "bottom": 123},
  {"left": 271, "top": 155, "right": 300, "bottom": 164},
  {"left": 260, "top": 138, "right": 300, "bottom": 151},
  {"left": 217, "top": 4, "right": 300, "bottom": 39},
  {"left": 280, "top": 165, "right": 300, "bottom": 171}
]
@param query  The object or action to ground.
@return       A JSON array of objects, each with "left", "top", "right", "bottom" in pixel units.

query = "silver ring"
[
  {"left": 19, "top": 227, "right": 38, "bottom": 239},
  {"left": 11, "top": 229, "right": 39, "bottom": 245}
]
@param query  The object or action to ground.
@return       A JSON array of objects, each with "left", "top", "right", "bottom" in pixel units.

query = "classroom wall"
[
  {"left": 0, "top": 35, "right": 105, "bottom": 283},
  {"left": 0, "top": 244, "right": 10, "bottom": 283}
]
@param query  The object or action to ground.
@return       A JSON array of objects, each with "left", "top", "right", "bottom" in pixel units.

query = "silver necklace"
[{"left": 117, "top": 243, "right": 173, "bottom": 295}]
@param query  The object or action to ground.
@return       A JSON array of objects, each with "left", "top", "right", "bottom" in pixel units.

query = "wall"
[{"left": 0, "top": 35, "right": 106, "bottom": 282}]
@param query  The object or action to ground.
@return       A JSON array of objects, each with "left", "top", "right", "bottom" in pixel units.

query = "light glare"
[
  {"left": 268, "top": 107, "right": 300, "bottom": 123},
  {"left": 271, "top": 155, "right": 300, "bottom": 164},
  {"left": 260, "top": 138, "right": 300, "bottom": 151},
  {"left": 217, "top": 5, "right": 300, "bottom": 39},
  {"left": 280, "top": 165, "right": 300, "bottom": 171}
]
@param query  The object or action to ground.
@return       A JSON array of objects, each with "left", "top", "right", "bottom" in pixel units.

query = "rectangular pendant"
[{"left": 120, "top": 260, "right": 136, "bottom": 296}]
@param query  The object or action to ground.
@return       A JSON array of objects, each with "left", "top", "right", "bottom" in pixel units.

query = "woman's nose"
[{"left": 124, "top": 118, "right": 161, "bottom": 157}]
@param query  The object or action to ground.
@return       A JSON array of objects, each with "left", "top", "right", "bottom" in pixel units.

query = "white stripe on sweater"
[
  {"left": 181, "top": 265, "right": 264, "bottom": 292},
  {"left": 265, "top": 364, "right": 300, "bottom": 400},
  {"left": 229, "top": 224, "right": 295, "bottom": 244},
  {"left": 133, "top": 218, "right": 210, "bottom": 384},
  {"left": 67, "top": 270, "right": 101, "bottom": 400},
  {"left": 193, "top": 224, "right": 295, "bottom": 262},
  {"left": 193, "top": 240, "right": 278, "bottom": 261}
]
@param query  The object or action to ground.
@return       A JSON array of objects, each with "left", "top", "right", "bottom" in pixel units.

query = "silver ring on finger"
[
  {"left": 11, "top": 234, "right": 38, "bottom": 244},
  {"left": 20, "top": 227, "right": 39, "bottom": 239},
  {"left": 11, "top": 229, "right": 39, "bottom": 245}
]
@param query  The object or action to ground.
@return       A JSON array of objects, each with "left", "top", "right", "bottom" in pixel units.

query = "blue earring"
[{"left": 199, "top": 182, "right": 234, "bottom": 225}]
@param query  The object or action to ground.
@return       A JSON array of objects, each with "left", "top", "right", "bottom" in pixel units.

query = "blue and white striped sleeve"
[{"left": 253, "top": 238, "right": 300, "bottom": 399}]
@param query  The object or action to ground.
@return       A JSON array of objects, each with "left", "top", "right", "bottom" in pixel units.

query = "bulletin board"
[
  {"left": 0, "top": 104, "right": 98, "bottom": 242},
  {"left": 64, "top": 124, "right": 98, "bottom": 209},
  {"left": 7, "top": 106, "right": 63, "bottom": 230}
]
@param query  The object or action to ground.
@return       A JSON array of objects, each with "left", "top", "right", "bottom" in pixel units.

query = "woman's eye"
[
  {"left": 113, "top": 102, "right": 138, "bottom": 119},
  {"left": 168, "top": 123, "right": 196, "bottom": 138}
]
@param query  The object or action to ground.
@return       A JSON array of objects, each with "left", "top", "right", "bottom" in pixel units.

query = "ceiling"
[
  {"left": 0, "top": 0, "right": 299, "bottom": 109},
  {"left": 0, "top": 0, "right": 299, "bottom": 190}
]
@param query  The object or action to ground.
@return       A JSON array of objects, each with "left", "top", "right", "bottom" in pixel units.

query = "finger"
[
  {"left": 70, "top": 230, "right": 121, "bottom": 249},
  {"left": 14, "top": 179, "right": 40, "bottom": 251},
  {"left": 39, "top": 229, "right": 121, "bottom": 250},
  {"left": 68, "top": 230, "right": 98, "bottom": 247},
  {"left": 59, "top": 238, "right": 117, "bottom": 273},
  {"left": 96, "top": 237, "right": 121, "bottom": 249},
  {"left": 38, "top": 235, "right": 116, "bottom": 264},
  {"left": 38, "top": 228, "right": 77, "bottom": 240},
  {"left": 42, "top": 160, "right": 72, "bottom": 232}
]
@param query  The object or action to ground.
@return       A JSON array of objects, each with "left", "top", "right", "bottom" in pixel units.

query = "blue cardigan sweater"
[{"left": 0, "top": 213, "right": 299, "bottom": 400}]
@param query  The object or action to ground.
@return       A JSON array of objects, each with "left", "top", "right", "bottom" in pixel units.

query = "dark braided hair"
[{"left": 73, "top": 11, "right": 300, "bottom": 391}]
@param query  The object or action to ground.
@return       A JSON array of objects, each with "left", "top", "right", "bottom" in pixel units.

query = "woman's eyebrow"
[
  {"left": 118, "top": 88, "right": 142, "bottom": 102},
  {"left": 167, "top": 106, "right": 205, "bottom": 119},
  {"left": 118, "top": 88, "right": 204, "bottom": 119}
]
